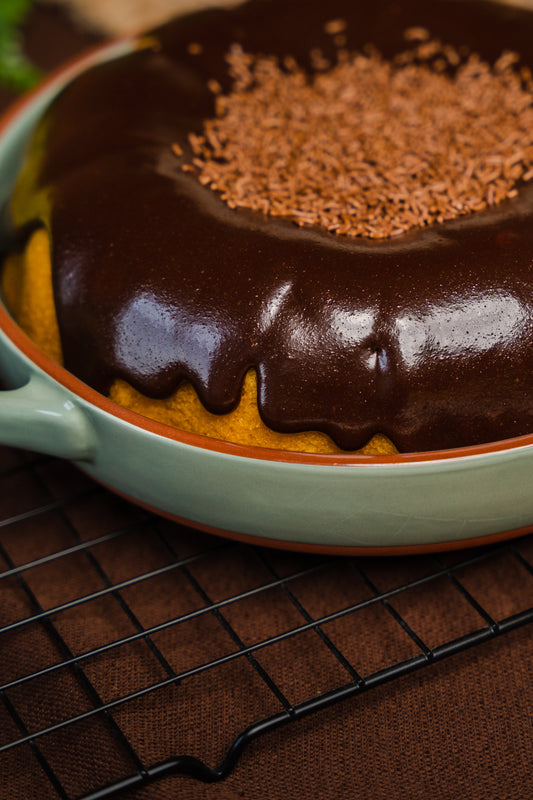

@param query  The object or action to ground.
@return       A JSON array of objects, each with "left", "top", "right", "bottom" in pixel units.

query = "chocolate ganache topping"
[{"left": 15, "top": 0, "right": 533, "bottom": 452}]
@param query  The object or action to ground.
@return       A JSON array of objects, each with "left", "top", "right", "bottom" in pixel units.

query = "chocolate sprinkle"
[{"left": 189, "top": 36, "right": 533, "bottom": 239}]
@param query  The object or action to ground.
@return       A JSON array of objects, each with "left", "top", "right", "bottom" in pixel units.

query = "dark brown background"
[{"left": 1, "top": 5, "right": 533, "bottom": 799}]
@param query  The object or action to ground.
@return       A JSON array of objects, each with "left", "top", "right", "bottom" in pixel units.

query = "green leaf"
[
  {"left": 0, "top": 0, "right": 41, "bottom": 92},
  {"left": 0, "top": 0, "right": 35, "bottom": 28}
]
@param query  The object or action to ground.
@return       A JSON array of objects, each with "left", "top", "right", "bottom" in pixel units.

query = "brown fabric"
[
  {"left": 41, "top": 0, "right": 238, "bottom": 36},
  {"left": 2, "top": 448, "right": 533, "bottom": 800},
  {"left": 2, "top": 7, "right": 533, "bottom": 799}
]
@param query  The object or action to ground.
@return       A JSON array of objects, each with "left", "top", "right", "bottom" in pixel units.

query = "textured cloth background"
[
  {"left": 41, "top": 0, "right": 240, "bottom": 35},
  {"left": 2, "top": 447, "right": 533, "bottom": 800},
  {"left": 40, "top": 0, "right": 533, "bottom": 36},
  {"left": 1, "top": 448, "right": 533, "bottom": 800}
]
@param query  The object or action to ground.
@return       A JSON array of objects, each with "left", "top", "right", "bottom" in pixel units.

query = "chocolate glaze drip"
[{"left": 24, "top": 0, "right": 533, "bottom": 451}]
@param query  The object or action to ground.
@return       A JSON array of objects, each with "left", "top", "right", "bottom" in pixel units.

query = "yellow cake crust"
[{"left": 1, "top": 228, "right": 397, "bottom": 455}]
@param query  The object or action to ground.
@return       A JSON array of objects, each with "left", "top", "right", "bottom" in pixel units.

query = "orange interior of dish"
[{"left": 2, "top": 228, "right": 397, "bottom": 456}]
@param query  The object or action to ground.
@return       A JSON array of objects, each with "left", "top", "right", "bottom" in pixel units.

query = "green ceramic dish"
[{"left": 1, "top": 42, "right": 533, "bottom": 555}]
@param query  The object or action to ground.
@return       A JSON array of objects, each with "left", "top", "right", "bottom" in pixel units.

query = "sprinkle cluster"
[{"left": 185, "top": 25, "right": 533, "bottom": 239}]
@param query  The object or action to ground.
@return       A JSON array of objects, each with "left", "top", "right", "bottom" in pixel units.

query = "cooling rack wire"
[{"left": 1, "top": 445, "right": 533, "bottom": 799}]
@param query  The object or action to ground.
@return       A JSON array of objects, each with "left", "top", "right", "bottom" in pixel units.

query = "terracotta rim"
[
  {"left": 94, "top": 473, "right": 533, "bottom": 554},
  {"left": 2, "top": 42, "right": 533, "bottom": 467},
  {"left": 152, "top": 515, "right": 533, "bottom": 556}
]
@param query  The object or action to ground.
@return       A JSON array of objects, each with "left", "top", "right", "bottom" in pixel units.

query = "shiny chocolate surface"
[{"left": 24, "top": 0, "right": 533, "bottom": 451}]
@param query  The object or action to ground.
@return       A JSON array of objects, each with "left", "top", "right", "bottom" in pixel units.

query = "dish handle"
[{"left": 0, "top": 371, "right": 94, "bottom": 460}]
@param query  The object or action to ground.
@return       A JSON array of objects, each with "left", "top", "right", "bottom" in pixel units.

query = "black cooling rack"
[{"left": 2, "top": 446, "right": 533, "bottom": 800}]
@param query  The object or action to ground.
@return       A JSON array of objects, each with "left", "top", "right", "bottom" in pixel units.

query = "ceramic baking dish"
[{"left": 1, "top": 42, "right": 533, "bottom": 555}]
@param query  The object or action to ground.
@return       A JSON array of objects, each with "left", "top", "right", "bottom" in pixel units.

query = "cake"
[{"left": 3, "top": 0, "right": 533, "bottom": 454}]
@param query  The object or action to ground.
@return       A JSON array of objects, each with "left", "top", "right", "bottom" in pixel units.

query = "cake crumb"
[
  {"left": 187, "top": 42, "right": 204, "bottom": 55},
  {"left": 207, "top": 78, "right": 222, "bottom": 94},
  {"left": 324, "top": 18, "right": 347, "bottom": 35},
  {"left": 404, "top": 26, "right": 430, "bottom": 41}
]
